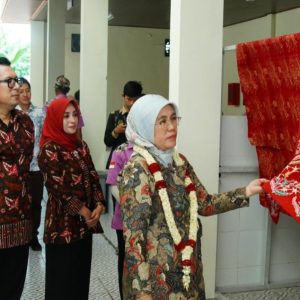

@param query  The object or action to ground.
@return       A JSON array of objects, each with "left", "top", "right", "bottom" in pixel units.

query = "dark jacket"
[{"left": 104, "top": 109, "right": 128, "bottom": 168}]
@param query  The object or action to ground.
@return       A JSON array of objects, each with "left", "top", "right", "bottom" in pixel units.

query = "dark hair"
[
  {"left": 74, "top": 90, "right": 80, "bottom": 103},
  {"left": 54, "top": 75, "right": 70, "bottom": 95},
  {"left": 0, "top": 57, "right": 11, "bottom": 66},
  {"left": 123, "top": 81, "right": 143, "bottom": 98},
  {"left": 19, "top": 77, "right": 31, "bottom": 90}
]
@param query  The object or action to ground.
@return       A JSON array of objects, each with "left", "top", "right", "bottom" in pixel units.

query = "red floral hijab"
[{"left": 40, "top": 97, "right": 80, "bottom": 151}]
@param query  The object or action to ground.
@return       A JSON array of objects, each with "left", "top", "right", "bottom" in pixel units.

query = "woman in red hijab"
[{"left": 38, "top": 98, "right": 105, "bottom": 300}]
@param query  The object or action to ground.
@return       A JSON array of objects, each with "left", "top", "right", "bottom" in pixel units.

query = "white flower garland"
[{"left": 134, "top": 145, "right": 198, "bottom": 290}]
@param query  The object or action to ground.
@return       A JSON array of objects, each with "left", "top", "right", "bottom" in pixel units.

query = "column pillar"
[
  {"left": 30, "top": 21, "right": 45, "bottom": 106},
  {"left": 80, "top": 0, "right": 108, "bottom": 170},
  {"left": 169, "top": 1, "right": 224, "bottom": 298},
  {"left": 46, "top": 0, "right": 66, "bottom": 102}
]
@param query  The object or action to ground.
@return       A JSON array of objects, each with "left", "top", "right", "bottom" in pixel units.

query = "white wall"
[
  {"left": 275, "top": 7, "right": 300, "bottom": 36},
  {"left": 217, "top": 117, "right": 266, "bottom": 290},
  {"left": 30, "top": 21, "right": 45, "bottom": 107},
  {"left": 107, "top": 26, "right": 169, "bottom": 114},
  {"left": 65, "top": 24, "right": 80, "bottom": 97},
  {"left": 63, "top": 25, "right": 170, "bottom": 116}
]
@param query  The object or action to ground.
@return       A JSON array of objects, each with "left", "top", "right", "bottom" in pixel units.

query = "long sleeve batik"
[{"left": 119, "top": 153, "right": 249, "bottom": 300}]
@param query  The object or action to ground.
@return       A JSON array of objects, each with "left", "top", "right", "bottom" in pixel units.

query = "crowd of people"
[{"left": 0, "top": 55, "right": 266, "bottom": 300}]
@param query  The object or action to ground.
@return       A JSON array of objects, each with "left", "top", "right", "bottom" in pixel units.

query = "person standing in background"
[
  {"left": 54, "top": 74, "right": 71, "bottom": 99},
  {"left": 104, "top": 81, "right": 143, "bottom": 169},
  {"left": 106, "top": 94, "right": 146, "bottom": 299},
  {"left": 0, "top": 57, "right": 34, "bottom": 300},
  {"left": 106, "top": 141, "right": 133, "bottom": 300},
  {"left": 118, "top": 94, "right": 266, "bottom": 300},
  {"left": 17, "top": 77, "right": 45, "bottom": 251},
  {"left": 45, "top": 75, "right": 71, "bottom": 108},
  {"left": 39, "top": 97, "right": 105, "bottom": 300}
]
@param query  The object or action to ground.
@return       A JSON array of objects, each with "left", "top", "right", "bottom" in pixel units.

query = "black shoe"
[{"left": 30, "top": 238, "right": 42, "bottom": 251}]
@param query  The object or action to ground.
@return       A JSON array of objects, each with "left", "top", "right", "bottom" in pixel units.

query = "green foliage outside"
[{"left": 0, "top": 26, "right": 30, "bottom": 78}]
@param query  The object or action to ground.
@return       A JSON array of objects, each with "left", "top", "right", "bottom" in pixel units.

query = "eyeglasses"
[
  {"left": 155, "top": 116, "right": 182, "bottom": 129},
  {"left": 0, "top": 77, "right": 22, "bottom": 89}
]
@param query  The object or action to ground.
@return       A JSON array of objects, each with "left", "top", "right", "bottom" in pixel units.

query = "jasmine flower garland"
[{"left": 134, "top": 145, "right": 198, "bottom": 290}]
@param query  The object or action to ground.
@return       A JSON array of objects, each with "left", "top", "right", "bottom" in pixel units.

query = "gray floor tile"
[{"left": 21, "top": 204, "right": 120, "bottom": 300}]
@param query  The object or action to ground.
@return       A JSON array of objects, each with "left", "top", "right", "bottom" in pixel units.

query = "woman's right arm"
[{"left": 118, "top": 160, "right": 153, "bottom": 298}]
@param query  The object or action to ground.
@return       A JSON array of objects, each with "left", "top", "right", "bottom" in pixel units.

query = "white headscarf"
[{"left": 126, "top": 94, "right": 179, "bottom": 166}]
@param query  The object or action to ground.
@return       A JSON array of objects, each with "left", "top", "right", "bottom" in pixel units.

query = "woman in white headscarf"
[{"left": 118, "top": 94, "right": 266, "bottom": 300}]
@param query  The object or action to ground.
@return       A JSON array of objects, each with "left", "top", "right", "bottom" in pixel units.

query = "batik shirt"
[
  {"left": 119, "top": 153, "right": 249, "bottom": 300},
  {"left": 38, "top": 141, "right": 105, "bottom": 244},
  {"left": 17, "top": 103, "right": 45, "bottom": 171},
  {"left": 0, "top": 110, "right": 34, "bottom": 249}
]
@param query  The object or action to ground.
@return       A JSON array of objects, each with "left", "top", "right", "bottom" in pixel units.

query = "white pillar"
[
  {"left": 169, "top": 1, "right": 224, "bottom": 298},
  {"left": 30, "top": 21, "right": 45, "bottom": 106},
  {"left": 46, "top": 0, "right": 66, "bottom": 102},
  {"left": 80, "top": 0, "right": 108, "bottom": 170}
]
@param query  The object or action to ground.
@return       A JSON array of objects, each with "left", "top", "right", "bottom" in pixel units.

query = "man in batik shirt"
[{"left": 0, "top": 57, "right": 34, "bottom": 299}]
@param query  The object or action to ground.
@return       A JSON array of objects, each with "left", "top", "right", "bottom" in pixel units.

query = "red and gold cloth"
[
  {"left": 237, "top": 33, "right": 300, "bottom": 223},
  {"left": 262, "top": 140, "right": 300, "bottom": 223}
]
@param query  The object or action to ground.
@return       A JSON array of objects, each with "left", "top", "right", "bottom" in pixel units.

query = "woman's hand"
[
  {"left": 78, "top": 205, "right": 92, "bottom": 221},
  {"left": 86, "top": 203, "right": 105, "bottom": 228},
  {"left": 245, "top": 178, "right": 268, "bottom": 197}
]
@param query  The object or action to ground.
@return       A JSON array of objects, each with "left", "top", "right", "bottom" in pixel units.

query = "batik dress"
[
  {"left": 119, "top": 153, "right": 249, "bottom": 300},
  {"left": 38, "top": 141, "right": 104, "bottom": 244}
]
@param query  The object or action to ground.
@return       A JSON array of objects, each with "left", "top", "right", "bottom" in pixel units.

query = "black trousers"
[
  {"left": 45, "top": 236, "right": 92, "bottom": 300},
  {"left": 116, "top": 229, "right": 125, "bottom": 300},
  {"left": 0, "top": 245, "right": 29, "bottom": 300},
  {"left": 29, "top": 171, "right": 44, "bottom": 237}
]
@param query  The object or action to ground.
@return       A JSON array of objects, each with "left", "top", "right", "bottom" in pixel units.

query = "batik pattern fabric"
[
  {"left": 16, "top": 103, "right": 45, "bottom": 171},
  {"left": 118, "top": 153, "right": 249, "bottom": 300},
  {"left": 0, "top": 110, "right": 34, "bottom": 249},
  {"left": 236, "top": 32, "right": 300, "bottom": 223},
  {"left": 262, "top": 138, "right": 300, "bottom": 223},
  {"left": 38, "top": 140, "right": 105, "bottom": 244}
]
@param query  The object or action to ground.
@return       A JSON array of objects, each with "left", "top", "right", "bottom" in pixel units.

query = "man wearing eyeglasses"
[{"left": 0, "top": 57, "right": 34, "bottom": 300}]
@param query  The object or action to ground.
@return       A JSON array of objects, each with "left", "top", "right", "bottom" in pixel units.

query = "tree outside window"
[{"left": 0, "top": 23, "right": 30, "bottom": 78}]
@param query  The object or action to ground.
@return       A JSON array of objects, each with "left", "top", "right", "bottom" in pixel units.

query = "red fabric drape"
[
  {"left": 236, "top": 33, "right": 300, "bottom": 223},
  {"left": 262, "top": 140, "right": 300, "bottom": 223}
]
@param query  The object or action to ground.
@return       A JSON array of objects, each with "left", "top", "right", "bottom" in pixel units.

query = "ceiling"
[{"left": 1, "top": 0, "right": 300, "bottom": 28}]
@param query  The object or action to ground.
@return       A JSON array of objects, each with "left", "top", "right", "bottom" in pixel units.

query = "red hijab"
[{"left": 40, "top": 97, "right": 80, "bottom": 151}]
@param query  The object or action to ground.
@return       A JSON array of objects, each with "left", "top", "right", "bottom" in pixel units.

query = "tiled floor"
[
  {"left": 221, "top": 286, "right": 300, "bottom": 300},
  {"left": 21, "top": 199, "right": 300, "bottom": 300},
  {"left": 21, "top": 206, "right": 121, "bottom": 300}
]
